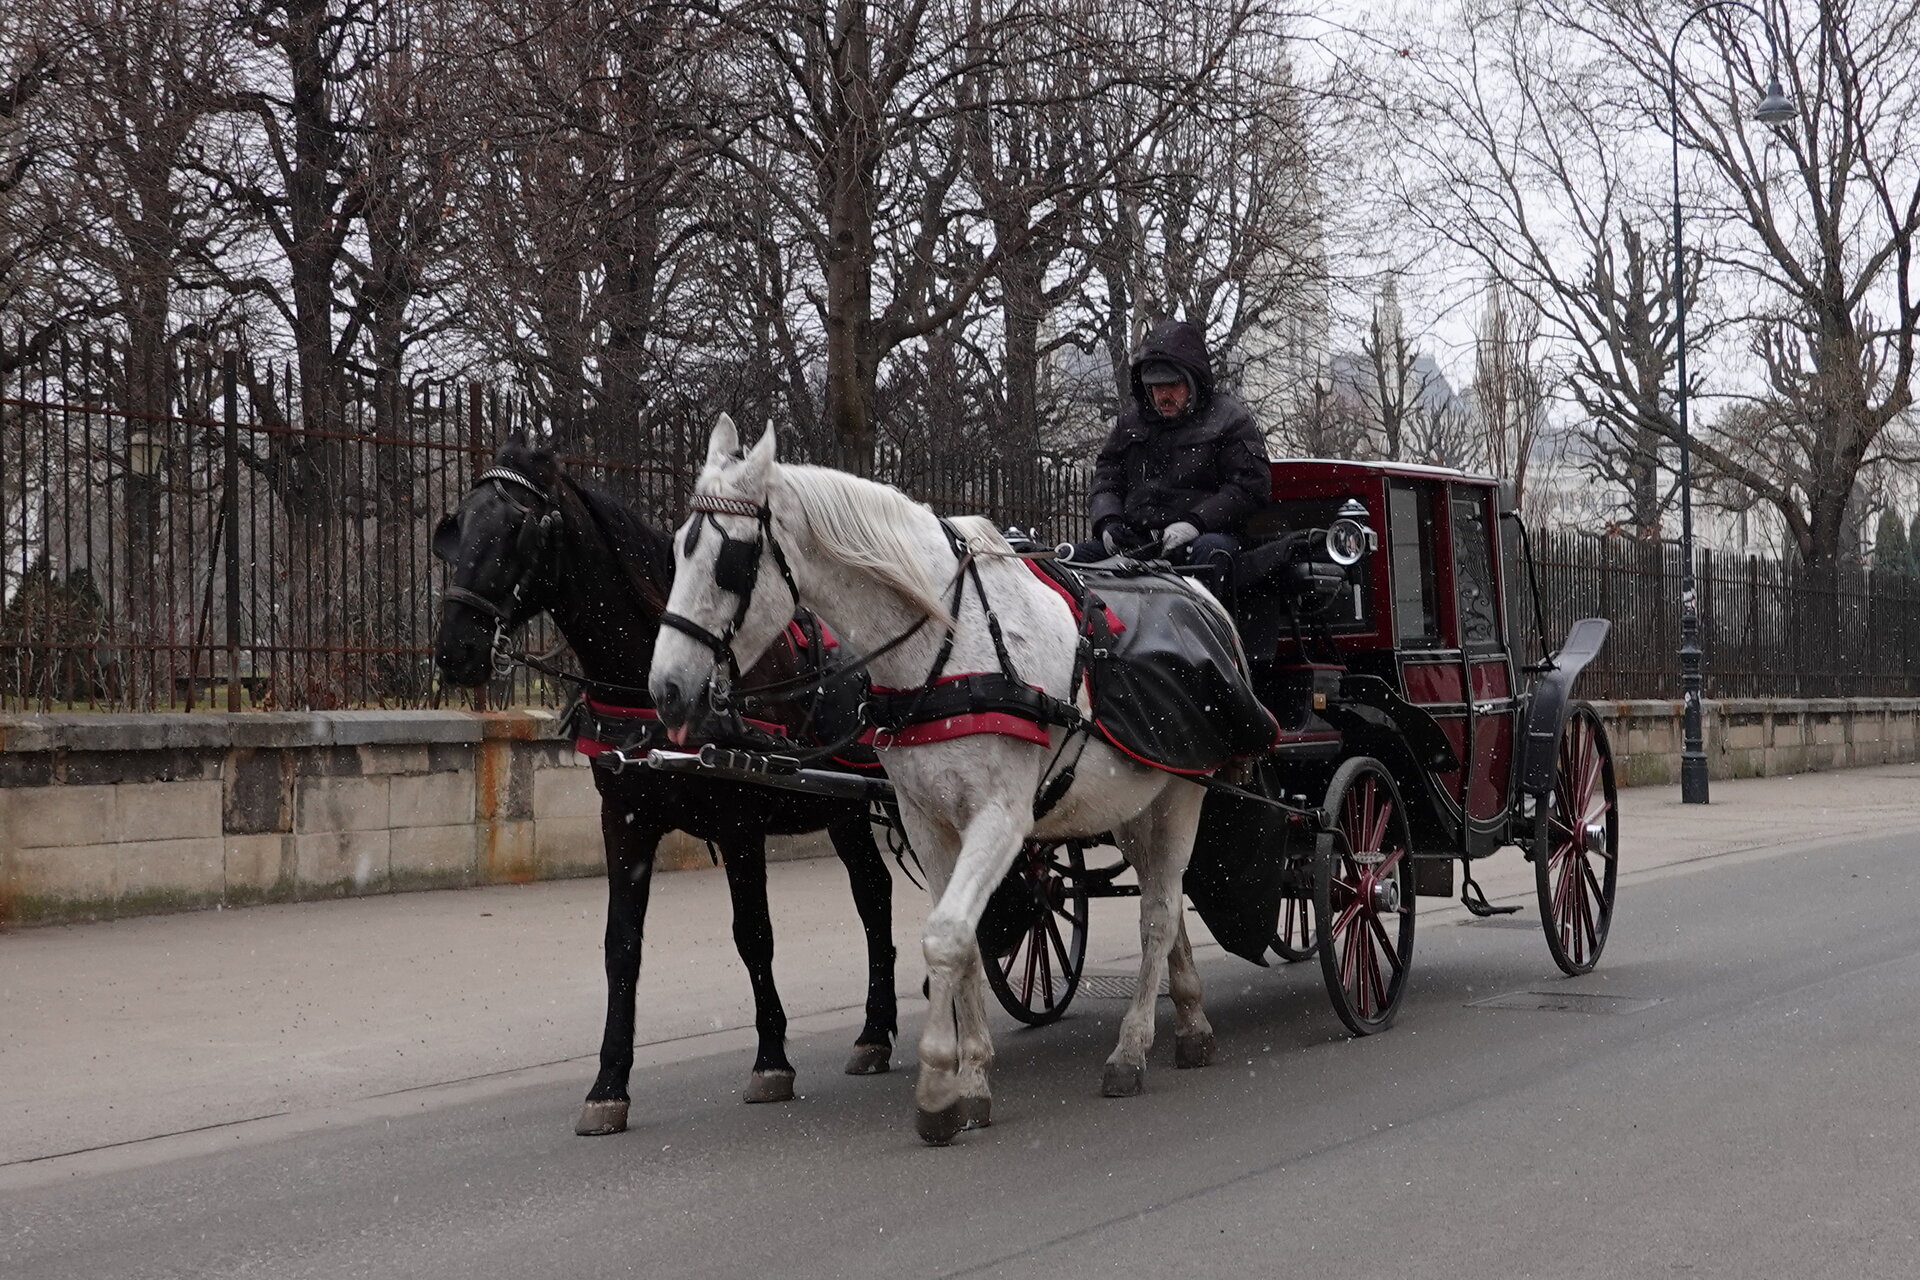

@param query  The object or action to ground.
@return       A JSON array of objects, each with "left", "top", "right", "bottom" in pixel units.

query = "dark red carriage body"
[
  {"left": 1181, "top": 456, "right": 1616, "bottom": 1023},
  {"left": 1248, "top": 460, "right": 1522, "bottom": 853}
]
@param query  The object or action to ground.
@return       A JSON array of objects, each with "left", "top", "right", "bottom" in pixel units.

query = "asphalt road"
[{"left": 7, "top": 822, "right": 1920, "bottom": 1279}]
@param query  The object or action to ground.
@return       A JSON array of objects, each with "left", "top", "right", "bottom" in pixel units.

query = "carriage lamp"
[
  {"left": 1325, "top": 517, "right": 1376, "bottom": 567},
  {"left": 1326, "top": 511, "right": 1377, "bottom": 619}
]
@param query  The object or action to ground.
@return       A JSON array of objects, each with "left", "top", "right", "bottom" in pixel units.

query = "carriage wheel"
[
  {"left": 1536, "top": 703, "right": 1619, "bottom": 976},
  {"left": 1270, "top": 892, "right": 1319, "bottom": 962},
  {"left": 1314, "top": 758, "right": 1416, "bottom": 1035},
  {"left": 980, "top": 843, "right": 1089, "bottom": 1025},
  {"left": 1255, "top": 760, "right": 1318, "bottom": 963}
]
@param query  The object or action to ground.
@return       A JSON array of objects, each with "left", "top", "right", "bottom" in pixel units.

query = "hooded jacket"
[{"left": 1088, "top": 320, "right": 1271, "bottom": 537}]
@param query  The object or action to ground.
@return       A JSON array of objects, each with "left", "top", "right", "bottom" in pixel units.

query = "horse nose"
[
  {"left": 652, "top": 673, "right": 695, "bottom": 729},
  {"left": 434, "top": 630, "right": 488, "bottom": 688}
]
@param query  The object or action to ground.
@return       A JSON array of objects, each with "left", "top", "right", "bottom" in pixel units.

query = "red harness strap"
[
  {"left": 859, "top": 672, "right": 1055, "bottom": 749},
  {"left": 859, "top": 559, "right": 1119, "bottom": 749}
]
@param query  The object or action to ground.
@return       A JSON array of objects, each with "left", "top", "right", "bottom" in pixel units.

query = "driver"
[{"left": 1075, "top": 319, "right": 1270, "bottom": 575}]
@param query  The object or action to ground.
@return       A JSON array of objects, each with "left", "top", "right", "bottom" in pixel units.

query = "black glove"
[{"left": 1098, "top": 519, "right": 1136, "bottom": 555}]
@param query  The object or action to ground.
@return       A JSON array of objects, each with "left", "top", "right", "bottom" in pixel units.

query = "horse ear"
[
  {"left": 706, "top": 413, "right": 740, "bottom": 465},
  {"left": 745, "top": 422, "right": 778, "bottom": 473}
]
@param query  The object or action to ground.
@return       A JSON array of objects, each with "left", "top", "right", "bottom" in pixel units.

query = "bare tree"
[
  {"left": 1274, "top": 370, "right": 1371, "bottom": 460},
  {"left": 0, "top": 26, "right": 102, "bottom": 376},
  {"left": 704, "top": 0, "right": 1283, "bottom": 470},
  {"left": 35, "top": 0, "right": 246, "bottom": 416},
  {"left": 1382, "top": 0, "right": 1920, "bottom": 571},
  {"left": 1074, "top": 18, "right": 1326, "bottom": 429},
  {"left": 1354, "top": 290, "right": 1419, "bottom": 461}
]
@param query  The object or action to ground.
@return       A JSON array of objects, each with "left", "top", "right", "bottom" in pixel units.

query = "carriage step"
[{"left": 1460, "top": 867, "right": 1521, "bottom": 917}]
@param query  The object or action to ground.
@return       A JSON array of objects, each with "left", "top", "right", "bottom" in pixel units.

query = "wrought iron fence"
[
  {"left": 6, "top": 338, "right": 1917, "bottom": 712},
  {"left": 1520, "top": 528, "right": 1920, "bottom": 699},
  {"left": 1, "top": 339, "right": 1092, "bottom": 712}
]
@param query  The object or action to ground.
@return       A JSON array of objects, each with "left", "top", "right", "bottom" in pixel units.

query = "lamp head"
[{"left": 1753, "top": 74, "right": 1795, "bottom": 125}]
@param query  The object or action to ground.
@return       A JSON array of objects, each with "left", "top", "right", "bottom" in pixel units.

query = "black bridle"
[
  {"left": 662, "top": 490, "right": 967, "bottom": 713},
  {"left": 438, "top": 466, "right": 560, "bottom": 679},
  {"left": 659, "top": 493, "right": 802, "bottom": 708}
]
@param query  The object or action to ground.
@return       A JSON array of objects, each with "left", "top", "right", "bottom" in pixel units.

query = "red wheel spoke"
[
  {"left": 1365, "top": 935, "right": 1390, "bottom": 1014},
  {"left": 1339, "top": 925, "right": 1362, "bottom": 995},
  {"left": 1552, "top": 852, "right": 1577, "bottom": 933},
  {"left": 1020, "top": 927, "right": 1039, "bottom": 1007},
  {"left": 1573, "top": 872, "right": 1598, "bottom": 960},
  {"left": 1365, "top": 910, "right": 1404, "bottom": 977},
  {"left": 1581, "top": 857, "right": 1606, "bottom": 903},
  {"left": 1287, "top": 897, "right": 1312, "bottom": 945},
  {"left": 1347, "top": 929, "right": 1369, "bottom": 1016},
  {"left": 1035, "top": 920, "right": 1055, "bottom": 1007},
  {"left": 1044, "top": 912, "right": 1073, "bottom": 980},
  {"left": 1365, "top": 797, "right": 1394, "bottom": 856}
]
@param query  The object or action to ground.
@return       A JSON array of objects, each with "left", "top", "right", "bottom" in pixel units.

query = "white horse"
[{"left": 650, "top": 416, "right": 1218, "bottom": 1144}]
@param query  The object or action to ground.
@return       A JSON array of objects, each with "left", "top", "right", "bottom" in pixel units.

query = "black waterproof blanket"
[{"left": 1042, "top": 558, "right": 1279, "bottom": 775}]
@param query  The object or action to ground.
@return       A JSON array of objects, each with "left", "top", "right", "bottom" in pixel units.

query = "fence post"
[
  {"left": 468, "top": 381, "right": 485, "bottom": 484},
  {"left": 222, "top": 352, "right": 242, "bottom": 713},
  {"left": 1701, "top": 545, "right": 1714, "bottom": 698}
]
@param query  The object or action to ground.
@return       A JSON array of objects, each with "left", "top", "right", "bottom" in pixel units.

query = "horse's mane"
[
  {"left": 773, "top": 463, "right": 959, "bottom": 623},
  {"left": 560, "top": 474, "right": 675, "bottom": 614}
]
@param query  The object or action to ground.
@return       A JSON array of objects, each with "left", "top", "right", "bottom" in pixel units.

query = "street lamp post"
[
  {"left": 126, "top": 427, "right": 166, "bottom": 705},
  {"left": 1665, "top": 1, "right": 1794, "bottom": 805}
]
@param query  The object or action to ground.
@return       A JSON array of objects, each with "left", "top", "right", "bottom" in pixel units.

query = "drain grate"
[
  {"left": 1078, "top": 973, "right": 1170, "bottom": 1000},
  {"left": 1468, "top": 989, "right": 1663, "bottom": 1015}
]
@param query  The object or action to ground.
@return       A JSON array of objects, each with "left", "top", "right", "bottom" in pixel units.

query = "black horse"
[{"left": 432, "top": 441, "right": 898, "bottom": 1137}]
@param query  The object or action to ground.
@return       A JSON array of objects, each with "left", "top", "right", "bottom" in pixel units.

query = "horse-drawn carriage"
[
  {"left": 435, "top": 422, "right": 1617, "bottom": 1142},
  {"left": 964, "top": 460, "right": 1618, "bottom": 1037},
  {"left": 639, "top": 444, "right": 1619, "bottom": 1043}
]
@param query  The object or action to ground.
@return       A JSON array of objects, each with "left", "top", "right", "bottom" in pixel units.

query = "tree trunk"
[{"left": 1000, "top": 249, "right": 1045, "bottom": 455}]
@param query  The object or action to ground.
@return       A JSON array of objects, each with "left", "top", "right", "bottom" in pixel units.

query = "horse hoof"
[
  {"left": 1175, "top": 1032, "right": 1217, "bottom": 1070},
  {"left": 844, "top": 1043, "right": 892, "bottom": 1076},
  {"left": 1101, "top": 1062, "right": 1145, "bottom": 1098},
  {"left": 575, "top": 1099, "right": 629, "bottom": 1136},
  {"left": 960, "top": 1096, "right": 992, "bottom": 1130},
  {"left": 744, "top": 1069, "right": 796, "bottom": 1103},
  {"left": 916, "top": 1102, "right": 965, "bottom": 1146}
]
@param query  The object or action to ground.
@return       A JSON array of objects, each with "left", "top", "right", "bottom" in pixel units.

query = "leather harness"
[{"left": 665, "top": 492, "right": 1099, "bottom": 816}]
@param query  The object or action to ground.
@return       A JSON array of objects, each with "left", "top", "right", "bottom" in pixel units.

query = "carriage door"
[
  {"left": 1387, "top": 480, "right": 1467, "bottom": 812},
  {"left": 1449, "top": 485, "right": 1515, "bottom": 826}
]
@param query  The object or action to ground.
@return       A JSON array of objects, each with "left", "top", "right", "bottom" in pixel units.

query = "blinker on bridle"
[
  {"left": 439, "top": 466, "right": 560, "bottom": 677},
  {"left": 659, "top": 492, "right": 801, "bottom": 705}
]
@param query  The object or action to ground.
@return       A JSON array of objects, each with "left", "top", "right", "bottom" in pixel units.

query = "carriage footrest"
[{"left": 1460, "top": 865, "right": 1521, "bottom": 917}]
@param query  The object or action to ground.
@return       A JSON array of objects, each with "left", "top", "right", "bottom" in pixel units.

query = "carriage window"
[
  {"left": 1388, "top": 483, "right": 1440, "bottom": 646},
  {"left": 1450, "top": 489, "right": 1501, "bottom": 651}
]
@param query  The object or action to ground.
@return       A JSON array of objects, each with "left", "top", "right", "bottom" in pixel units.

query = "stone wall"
[
  {"left": 1593, "top": 698, "right": 1920, "bottom": 788},
  {"left": 3, "top": 698, "right": 1914, "bottom": 927},
  {"left": 0, "top": 710, "right": 735, "bottom": 926}
]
